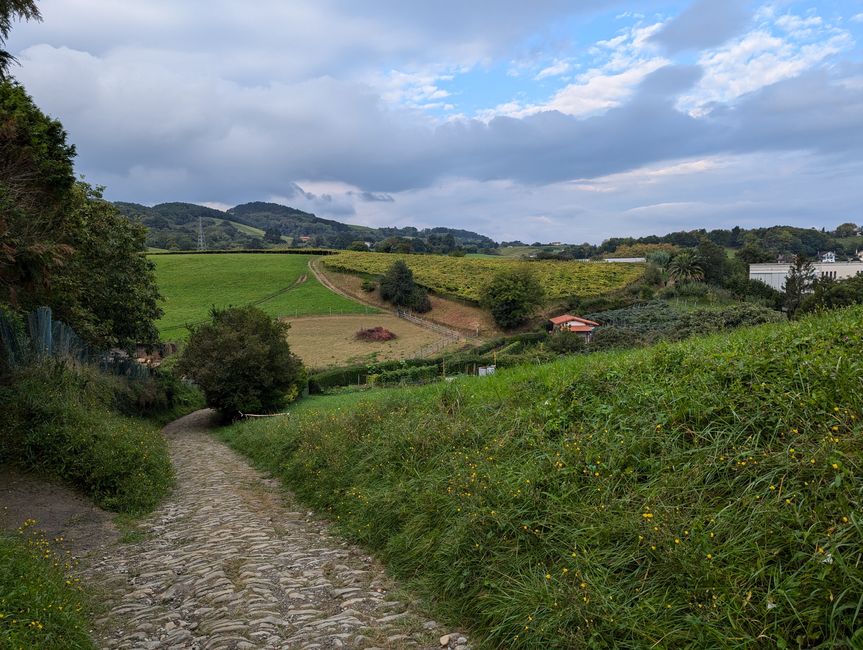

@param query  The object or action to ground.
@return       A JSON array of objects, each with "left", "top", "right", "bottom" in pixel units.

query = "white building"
[{"left": 749, "top": 262, "right": 863, "bottom": 291}]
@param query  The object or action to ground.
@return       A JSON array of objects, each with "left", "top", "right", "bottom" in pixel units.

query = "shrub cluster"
[
  {"left": 0, "top": 363, "right": 173, "bottom": 513},
  {"left": 219, "top": 307, "right": 863, "bottom": 648}
]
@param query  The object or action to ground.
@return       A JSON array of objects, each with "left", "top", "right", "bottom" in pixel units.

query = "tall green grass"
[
  {"left": 219, "top": 307, "right": 863, "bottom": 648},
  {"left": 0, "top": 363, "right": 174, "bottom": 514},
  {"left": 0, "top": 526, "right": 92, "bottom": 650}
]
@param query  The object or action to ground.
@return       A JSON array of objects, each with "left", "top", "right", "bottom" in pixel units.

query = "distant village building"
[
  {"left": 749, "top": 261, "right": 863, "bottom": 291},
  {"left": 549, "top": 315, "right": 600, "bottom": 340},
  {"left": 821, "top": 251, "right": 837, "bottom": 263},
  {"left": 603, "top": 257, "right": 646, "bottom": 263}
]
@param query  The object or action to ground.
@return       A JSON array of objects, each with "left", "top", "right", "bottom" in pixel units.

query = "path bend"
[{"left": 83, "top": 410, "right": 466, "bottom": 649}]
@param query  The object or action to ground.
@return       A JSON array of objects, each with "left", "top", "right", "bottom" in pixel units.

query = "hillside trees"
[
  {"left": 178, "top": 306, "right": 305, "bottom": 416},
  {"left": 481, "top": 267, "right": 544, "bottom": 329},
  {"left": 1, "top": 81, "right": 162, "bottom": 347}
]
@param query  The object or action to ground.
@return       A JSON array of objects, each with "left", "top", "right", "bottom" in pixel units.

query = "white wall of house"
[{"left": 749, "top": 262, "right": 863, "bottom": 291}]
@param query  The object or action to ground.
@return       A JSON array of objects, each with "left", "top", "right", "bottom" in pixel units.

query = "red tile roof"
[{"left": 549, "top": 314, "right": 600, "bottom": 327}]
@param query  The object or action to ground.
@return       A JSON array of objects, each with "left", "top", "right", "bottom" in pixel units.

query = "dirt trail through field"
[{"left": 72, "top": 410, "right": 467, "bottom": 649}]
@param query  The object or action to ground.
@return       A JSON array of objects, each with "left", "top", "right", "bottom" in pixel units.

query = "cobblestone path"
[{"left": 84, "top": 410, "right": 467, "bottom": 650}]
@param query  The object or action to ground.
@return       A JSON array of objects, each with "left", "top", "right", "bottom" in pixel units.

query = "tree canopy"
[
  {"left": 1, "top": 1, "right": 40, "bottom": 79},
  {"left": 481, "top": 267, "right": 544, "bottom": 329}
]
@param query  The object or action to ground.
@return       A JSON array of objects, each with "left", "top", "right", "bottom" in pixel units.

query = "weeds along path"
[{"left": 84, "top": 410, "right": 458, "bottom": 649}]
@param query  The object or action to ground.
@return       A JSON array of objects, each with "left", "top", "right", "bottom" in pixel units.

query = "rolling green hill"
[
  {"left": 219, "top": 306, "right": 863, "bottom": 648},
  {"left": 151, "top": 253, "right": 372, "bottom": 339},
  {"left": 118, "top": 201, "right": 496, "bottom": 252}
]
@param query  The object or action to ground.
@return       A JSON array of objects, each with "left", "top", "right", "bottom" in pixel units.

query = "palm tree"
[{"left": 668, "top": 250, "right": 705, "bottom": 284}]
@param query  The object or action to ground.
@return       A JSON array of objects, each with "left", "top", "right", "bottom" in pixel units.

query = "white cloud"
[
  {"left": 535, "top": 59, "right": 572, "bottom": 80},
  {"left": 479, "top": 22, "right": 667, "bottom": 120},
  {"left": 851, "top": 13, "right": 863, "bottom": 24},
  {"left": 680, "top": 8, "right": 854, "bottom": 114}
]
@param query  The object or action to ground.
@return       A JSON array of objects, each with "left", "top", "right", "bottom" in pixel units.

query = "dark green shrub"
[
  {"left": 547, "top": 330, "right": 587, "bottom": 354},
  {"left": 481, "top": 267, "right": 544, "bottom": 329},
  {"left": 178, "top": 306, "right": 305, "bottom": 416},
  {"left": 0, "top": 362, "right": 173, "bottom": 513},
  {"left": 410, "top": 287, "right": 431, "bottom": 313},
  {"left": 360, "top": 279, "right": 376, "bottom": 292}
]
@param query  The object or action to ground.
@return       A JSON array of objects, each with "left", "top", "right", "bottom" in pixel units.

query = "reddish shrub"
[{"left": 355, "top": 326, "right": 397, "bottom": 342}]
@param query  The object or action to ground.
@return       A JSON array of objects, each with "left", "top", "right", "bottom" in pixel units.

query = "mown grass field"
[
  {"left": 219, "top": 307, "right": 863, "bottom": 648},
  {"left": 285, "top": 314, "right": 455, "bottom": 369},
  {"left": 151, "top": 253, "right": 372, "bottom": 339},
  {"left": 322, "top": 251, "right": 643, "bottom": 302}
]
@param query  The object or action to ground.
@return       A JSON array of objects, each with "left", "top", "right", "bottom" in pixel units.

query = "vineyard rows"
[{"left": 322, "top": 252, "right": 644, "bottom": 302}]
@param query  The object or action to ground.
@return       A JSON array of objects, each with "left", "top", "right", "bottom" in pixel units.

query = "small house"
[{"left": 548, "top": 314, "right": 600, "bottom": 340}]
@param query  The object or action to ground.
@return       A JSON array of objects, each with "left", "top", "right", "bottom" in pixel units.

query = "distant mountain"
[{"left": 116, "top": 201, "right": 497, "bottom": 252}]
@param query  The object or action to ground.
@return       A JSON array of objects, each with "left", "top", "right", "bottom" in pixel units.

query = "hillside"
[
  {"left": 322, "top": 250, "right": 644, "bottom": 302},
  {"left": 117, "top": 201, "right": 496, "bottom": 252},
  {"left": 219, "top": 306, "right": 863, "bottom": 648}
]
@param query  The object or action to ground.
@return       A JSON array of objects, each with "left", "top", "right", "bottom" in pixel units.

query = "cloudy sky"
[{"left": 8, "top": 0, "right": 863, "bottom": 243}]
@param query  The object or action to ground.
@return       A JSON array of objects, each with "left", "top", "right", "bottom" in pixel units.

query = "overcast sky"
[{"left": 8, "top": 0, "right": 863, "bottom": 243}]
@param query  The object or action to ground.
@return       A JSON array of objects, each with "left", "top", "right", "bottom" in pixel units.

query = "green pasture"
[{"left": 151, "top": 253, "right": 372, "bottom": 339}]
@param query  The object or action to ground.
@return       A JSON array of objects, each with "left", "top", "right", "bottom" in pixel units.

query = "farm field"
[
  {"left": 317, "top": 265, "right": 502, "bottom": 337},
  {"left": 284, "top": 314, "right": 457, "bottom": 369},
  {"left": 151, "top": 253, "right": 373, "bottom": 339},
  {"left": 322, "top": 251, "right": 643, "bottom": 302}
]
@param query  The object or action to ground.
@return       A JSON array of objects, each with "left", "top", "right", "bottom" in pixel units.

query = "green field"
[
  {"left": 151, "top": 253, "right": 372, "bottom": 339},
  {"left": 219, "top": 307, "right": 863, "bottom": 648}
]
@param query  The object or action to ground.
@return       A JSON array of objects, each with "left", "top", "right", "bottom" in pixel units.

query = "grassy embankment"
[
  {"left": 322, "top": 251, "right": 643, "bottom": 302},
  {"left": 219, "top": 307, "right": 863, "bottom": 648},
  {"left": 152, "top": 253, "right": 374, "bottom": 340}
]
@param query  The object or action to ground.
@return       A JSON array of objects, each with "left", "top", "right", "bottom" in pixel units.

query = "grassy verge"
[
  {"left": 0, "top": 524, "right": 92, "bottom": 649},
  {"left": 0, "top": 363, "right": 174, "bottom": 514},
  {"left": 218, "top": 307, "right": 863, "bottom": 648}
]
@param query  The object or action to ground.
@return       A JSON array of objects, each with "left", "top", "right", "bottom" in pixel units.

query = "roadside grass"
[
  {"left": 151, "top": 253, "right": 370, "bottom": 339},
  {"left": 0, "top": 363, "right": 173, "bottom": 515},
  {"left": 0, "top": 525, "right": 92, "bottom": 649},
  {"left": 218, "top": 306, "right": 863, "bottom": 648}
]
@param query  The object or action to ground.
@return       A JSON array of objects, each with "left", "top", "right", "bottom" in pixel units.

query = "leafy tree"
[
  {"left": 695, "top": 237, "right": 728, "bottom": 285},
  {"left": 800, "top": 272, "right": 863, "bottom": 314},
  {"left": 0, "top": 81, "right": 76, "bottom": 306},
  {"left": 379, "top": 260, "right": 430, "bottom": 312},
  {"left": 380, "top": 260, "right": 416, "bottom": 307},
  {"left": 547, "top": 329, "right": 586, "bottom": 354},
  {"left": 834, "top": 222, "right": 859, "bottom": 238},
  {"left": 1, "top": 1, "right": 40, "bottom": 79},
  {"left": 49, "top": 183, "right": 163, "bottom": 348},
  {"left": 348, "top": 240, "right": 368, "bottom": 251},
  {"left": 177, "top": 306, "right": 305, "bottom": 417},
  {"left": 668, "top": 250, "right": 704, "bottom": 284},
  {"left": 481, "top": 267, "right": 544, "bottom": 329},
  {"left": 782, "top": 254, "right": 816, "bottom": 319}
]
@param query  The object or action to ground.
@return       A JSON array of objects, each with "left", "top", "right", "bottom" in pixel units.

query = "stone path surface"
[{"left": 83, "top": 410, "right": 469, "bottom": 650}]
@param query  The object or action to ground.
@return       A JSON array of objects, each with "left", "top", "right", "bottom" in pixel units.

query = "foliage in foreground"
[
  {"left": 0, "top": 362, "right": 173, "bottom": 514},
  {"left": 220, "top": 307, "right": 863, "bottom": 648},
  {"left": 0, "top": 525, "right": 92, "bottom": 650},
  {"left": 178, "top": 305, "right": 305, "bottom": 416}
]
